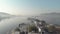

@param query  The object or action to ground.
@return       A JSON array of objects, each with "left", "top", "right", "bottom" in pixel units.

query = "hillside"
[
  {"left": 35, "top": 12, "right": 60, "bottom": 25},
  {"left": 0, "top": 12, "right": 15, "bottom": 21}
]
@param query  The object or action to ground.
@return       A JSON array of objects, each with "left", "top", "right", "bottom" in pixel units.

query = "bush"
[
  {"left": 14, "top": 27, "right": 20, "bottom": 31},
  {"left": 47, "top": 25, "right": 56, "bottom": 32},
  {"left": 28, "top": 25, "right": 38, "bottom": 33}
]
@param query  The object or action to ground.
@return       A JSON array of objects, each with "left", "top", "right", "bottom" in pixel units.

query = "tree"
[
  {"left": 14, "top": 27, "right": 20, "bottom": 32},
  {"left": 47, "top": 25, "right": 56, "bottom": 32},
  {"left": 28, "top": 25, "right": 38, "bottom": 33}
]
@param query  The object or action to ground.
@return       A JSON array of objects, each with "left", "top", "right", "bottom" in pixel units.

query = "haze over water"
[{"left": 0, "top": 0, "right": 60, "bottom": 34}]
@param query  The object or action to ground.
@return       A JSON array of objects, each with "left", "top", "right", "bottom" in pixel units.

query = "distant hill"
[
  {"left": 0, "top": 12, "right": 15, "bottom": 21},
  {"left": 36, "top": 12, "right": 60, "bottom": 25},
  {"left": 41, "top": 12, "right": 60, "bottom": 15}
]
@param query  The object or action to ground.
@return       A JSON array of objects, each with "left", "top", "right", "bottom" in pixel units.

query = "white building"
[{"left": 33, "top": 19, "right": 46, "bottom": 34}]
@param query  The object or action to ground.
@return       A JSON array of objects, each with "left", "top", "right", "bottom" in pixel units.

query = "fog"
[
  {"left": 0, "top": 13, "right": 60, "bottom": 34},
  {"left": 0, "top": 17, "right": 29, "bottom": 34}
]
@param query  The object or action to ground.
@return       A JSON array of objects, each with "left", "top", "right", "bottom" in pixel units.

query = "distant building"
[{"left": 32, "top": 19, "right": 46, "bottom": 34}]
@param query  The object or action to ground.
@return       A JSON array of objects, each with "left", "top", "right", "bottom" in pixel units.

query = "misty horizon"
[
  {"left": 0, "top": 0, "right": 60, "bottom": 16},
  {"left": 0, "top": 0, "right": 60, "bottom": 34}
]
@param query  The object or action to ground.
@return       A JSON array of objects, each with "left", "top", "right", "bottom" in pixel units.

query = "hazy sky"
[{"left": 0, "top": 0, "right": 60, "bottom": 16}]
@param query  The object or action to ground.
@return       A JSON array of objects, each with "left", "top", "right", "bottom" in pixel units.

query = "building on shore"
[
  {"left": 11, "top": 18, "right": 58, "bottom": 34},
  {"left": 32, "top": 19, "right": 46, "bottom": 33}
]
